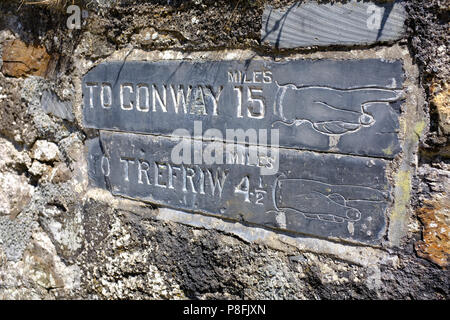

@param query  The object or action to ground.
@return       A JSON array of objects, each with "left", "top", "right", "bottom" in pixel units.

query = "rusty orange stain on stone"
[
  {"left": 415, "top": 199, "right": 450, "bottom": 268},
  {"left": 1, "top": 39, "right": 51, "bottom": 78}
]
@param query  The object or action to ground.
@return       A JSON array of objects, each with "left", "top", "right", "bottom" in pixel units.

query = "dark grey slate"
[
  {"left": 88, "top": 131, "right": 390, "bottom": 244},
  {"left": 41, "top": 90, "right": 74, "bottom": 121},
  {"left": 261, "top": 0, "right": 406, "bottom": 48},
  {"left": 82, "top": 59, "right": 404, "bottom": 158}
]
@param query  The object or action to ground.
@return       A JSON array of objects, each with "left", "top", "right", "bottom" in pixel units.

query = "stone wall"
[{"left": 0, "top": 0, "right": 448, "bottom": 299}]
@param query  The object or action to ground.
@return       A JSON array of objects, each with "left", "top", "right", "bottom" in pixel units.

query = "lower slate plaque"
[
  {"left": 88, "top": 131, "right": 390, "bottom": 244},
  {"left": 83, "top": 59, "right": 404, "bottom": 158}
]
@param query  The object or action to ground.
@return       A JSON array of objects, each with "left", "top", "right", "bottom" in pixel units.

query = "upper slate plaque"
[
  {"left": 261, "top": 0, "right": 406, "bottom": 48},
  {"left": 83, "top": 59, "right": 404, "bottom": 158}
]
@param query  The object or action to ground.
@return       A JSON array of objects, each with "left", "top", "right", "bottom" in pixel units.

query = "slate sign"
[
  {"left": 83, "top": 59, "right": 404, "bottom": 243},
  {"left": 88, "top": 131, "right": 389, "bottom": 243},
  {"left": 261, "top": 0, "right": 406, "bottom": 48},
  {"left": 83, "top": 60, "right": 404, "bottom": 158}
]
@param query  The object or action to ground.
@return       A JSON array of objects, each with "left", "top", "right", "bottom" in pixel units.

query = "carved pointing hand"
[
  {"left": 270, "top": 177, "right": 386, "bottom": 223},
  {"left": 274, "top": 84, "right": 403, "bottom": 135}
]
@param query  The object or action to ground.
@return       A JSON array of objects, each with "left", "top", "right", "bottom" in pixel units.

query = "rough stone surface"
[
  {"left": 41, "top": 90, "right": 74, "bottom": 121},
  {"left": 0, "top": 138, "right": 33, "bottom": 219},
  {"left": 72, "top": 197, "right": 449, "bottom": 299},
  {"left": 0, "top": 0, "right": 448, "bottom": 300},
  {"left": 0, "top": 137, "right": 31, "bottom": 169},
  {"left": 404, "top": 0, "right": 449, "bottom": 83},
  {"left": 415, "top": 200, "right": 450, "bottom": 268},
  {"left": 0, "top": 172, "right": 34, "bottom": 219},
  {"left": 0, "top": 74, "right": 38, "bottom": 145},
  {"left": 415, "top": 164, "right": 450, "bottom": 268}
]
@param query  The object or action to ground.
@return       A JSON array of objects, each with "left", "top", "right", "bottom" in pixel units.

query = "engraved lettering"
[
  {"left": 247, "top": 87, "right": 265, "bottom": 119},
  {"left": 197, "top": 166, "right": 205, "bottom": 195},
  {"left": 100, "top": 82, "right": 112, "bottom": 109},
  {"left": 205, "top": 86, "right": 223, "bottom": 116},
  {"left": 154, "top": 162, "right": 167, "bottom": 188},
  {"left": 101, "top": 156, "right": 110, "bottom": 177},
  {"left": 190, "top": 86, "right": 207, "bottom": 115},
  {"left": 170, "top": 165, "right": 182, "bottom": 189},
  {"left": 234, "top": 86, "right": 243, "bottom": 118},
  {"left": 120, "top": 83, "right": 134, "bottom": 110},
  {"left": 243, "top": 71, "right": 252, "bottom": 84},
  {"left": 170, "top": 84, "right": 191, "bottom": 114},
  {"left": 167, "top": 164, "right": 177, "bottom": 190},
  {"left": 138, "top": 159, "right": 151, "bottom": 185},
  {"left": 85, "top": 82, "right": 98, "bottom": 108},
  {"left": 255, "top": 189, "right": 266, "bottom": 205},
  {"left": 263, "top": 71, "right": 273, "bottom": 83},
  {"left": 253, "top": 71, "right": 262, "bottom": 84},
  {"left": 206, "top": 168, "right": 227, "bottom": 197},
  {"left": 182, "top": 166, "right": 197, "bottom": 193},
  {"left": 120, "top": 157, "right": 135, "bottom": 182},
  {"left": 225, "top": 145, "right": 246, "bottom": 165},
  {"left": 227, "top": 71, "right": 239, "bottom": 83},
  {"left": 136, "top": 84, "right": 150, "bottom": 112},
  {"left": 234, "top": 175, "right": 250, "bottom": 203}
]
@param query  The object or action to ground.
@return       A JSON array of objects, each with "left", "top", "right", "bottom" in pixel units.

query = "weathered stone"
[
  {"left": 88, "top": 131, "right": 390, "bottom": 244},
  {"left": 1, "top": 39, "right": 51, "bottom": 78},
  {"left": 59, "top": 134, "right": 84, "bottom": 164},
  {"left": 0, "top": 230, "right": 80, "bottom": 296},
  {"left": 431, "top": 82, "right": 450, "bottom": 135},
  {"left": 405, "top": 1, "right": 450, "bottom": 82},
  {"left": 83, "top": 59, "right": 404, "bottom": 158},
  {"left": 49, "top": 162, "right": 72, "bottom": 184},
  {"left": 0, "top": 0, "right": 448, "bottom": 301},
  {"left": 0, "top": 214, "right": 34, "bottom": 262},
  {"left": 29, "top": 160, "right": 70, "bottom": 183},
  {"left": 415, "top": 165, "right": 450, "bottom": 268},
  {"left": 0, "top": 137, "right": 35, "bottom": 252},
  {"left": 261, "top": 0, "right": 406, "bottom": 48},
  {"left": 0, "top": 138, "right": 31, "bottom": 170},
  {"left": 31, "top": 140, "right": 60, "bottom": 162},
  {"left": 0, "top": 75, "right": 38, "bottom": 145},
  {"left": 40, "top": 90, "right": 74, "bottom": 121}
]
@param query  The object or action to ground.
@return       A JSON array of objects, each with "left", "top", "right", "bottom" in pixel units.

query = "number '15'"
[{"left": 234, "top": 86, "right": 266, "bottom": 119}]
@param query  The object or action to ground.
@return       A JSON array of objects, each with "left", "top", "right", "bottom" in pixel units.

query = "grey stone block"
[{"left": 261, "top": 0, "right": 406, "bottom": 48}]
